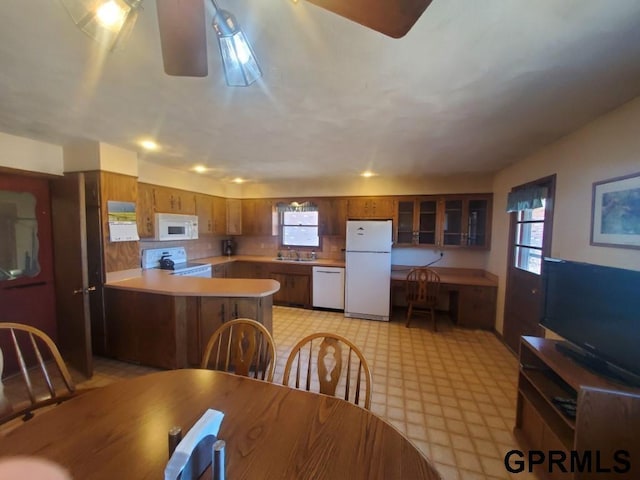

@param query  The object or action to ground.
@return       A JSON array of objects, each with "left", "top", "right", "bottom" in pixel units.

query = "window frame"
[{"left": 279, "top": 208, "right": 321, "bottom": 249}]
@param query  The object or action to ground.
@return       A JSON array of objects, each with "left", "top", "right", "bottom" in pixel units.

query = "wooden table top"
[{"left": 0, "top": 370, "right": 441, "bottom": 480}]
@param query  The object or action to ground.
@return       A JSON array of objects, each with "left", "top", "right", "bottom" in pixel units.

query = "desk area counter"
[{"left": 391, "top": 266, "right": 498, "bottom": 330}]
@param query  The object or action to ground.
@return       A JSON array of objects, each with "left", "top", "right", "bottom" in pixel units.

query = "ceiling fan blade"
[
  {"left": 306, "top": 0, "right": 432, "bottom": 38},
  {"left": 156, "top": 0, "right": 208, "bottom": 77}
]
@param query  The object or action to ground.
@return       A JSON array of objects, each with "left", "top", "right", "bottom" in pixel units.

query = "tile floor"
[{"left": 3, "top": 306, "right": 540, "bottom": 480}]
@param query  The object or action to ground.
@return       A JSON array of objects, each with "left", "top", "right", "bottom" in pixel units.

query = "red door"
[{"left": 0, "top": 173, "right": 57, "bottom": 375}]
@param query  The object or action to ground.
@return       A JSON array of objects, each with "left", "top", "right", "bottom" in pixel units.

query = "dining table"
[{"left": 0, "top": 369, "right": 442, "bottom": 479}]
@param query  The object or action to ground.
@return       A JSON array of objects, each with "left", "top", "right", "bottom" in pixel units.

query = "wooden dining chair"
[
  {"left": 405, "top": 267, "right": 441, "bottom": 330},
  {"left": 200, "top": 318, "right": 277, "bottom": 382},
  {"left": 282, "top": 332, "right": 373, "bottom": 409},
  {"left": 0, "top": 322, "right": 76, "bottom": 424}
]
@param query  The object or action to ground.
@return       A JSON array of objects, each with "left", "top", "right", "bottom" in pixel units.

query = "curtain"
[
  {"left": 276, "top": 201, "right": 318, "bottom": 212},
  {"left": 506, "top": 186, "right": 548, "bottom": 212}
]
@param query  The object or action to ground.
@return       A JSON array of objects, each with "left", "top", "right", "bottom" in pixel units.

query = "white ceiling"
[{"left": 1, "top": 1, "right": 640, "bottom": 183}]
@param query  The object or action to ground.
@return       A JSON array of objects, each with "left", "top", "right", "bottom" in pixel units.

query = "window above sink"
[{"left": 277, "top": 202, "right": 319, "bottom": 248}]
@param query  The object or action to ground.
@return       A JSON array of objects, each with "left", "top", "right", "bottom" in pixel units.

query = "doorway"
[
  {"left": 0, "top": 173, "right": 56, "bottom": 375},
  {"left": 503, "top": 175, "right": 556, "bottom": 354}
]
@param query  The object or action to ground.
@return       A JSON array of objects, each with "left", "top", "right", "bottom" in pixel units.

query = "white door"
[
  {"left": 345, "top": 251, "right": 391, "bottom": 321},
  {"left": 346, "top": 220, "right": 392, "bottom": 252}
]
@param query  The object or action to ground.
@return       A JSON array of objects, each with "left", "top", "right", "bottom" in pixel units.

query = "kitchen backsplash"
[
  {"left": 139, "top": 236, "right": 225, "bottom": 263},
  {"left": 235, "top": 235, "right": 346, "bottom": 260},
  {"left": 138, "top": 234, "right": 347, "bottom": 262}
]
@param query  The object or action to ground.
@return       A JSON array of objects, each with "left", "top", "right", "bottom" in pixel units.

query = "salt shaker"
[
  {"left": 212, "top": 439, "right": 226, "bottom": 480},
  {"left": 168, "top": 426, "right": 183, "bottom": 456}
]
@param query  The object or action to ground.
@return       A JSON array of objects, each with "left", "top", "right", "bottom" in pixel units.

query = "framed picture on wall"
[{"left": 590, "top": 172, "right": 640, "bottom": 249}]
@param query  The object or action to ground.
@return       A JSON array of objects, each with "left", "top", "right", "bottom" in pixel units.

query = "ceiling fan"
[
  {"left": 305, "top": 0, "right": 433, "bottom": 39},
  {"left": 154, "top": 0, "right": 434, "bottom": 79},
  {"left": 62, "top": 0, "right": 431, "bottom": 83}
]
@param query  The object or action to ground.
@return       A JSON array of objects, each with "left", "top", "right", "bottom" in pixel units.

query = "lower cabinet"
[
  {"left": 211, "top": 263, "right": 229, "bottom": 278},
  {"left": 105, "top": 289, "right": 188, "bottom": 369},
  {"left": 105, "top": 288, "right": 272, "bottom": 369},
  {"left": 450, "top": 285, "right": 497, "bottom": 329},
  {"left": 268, "top": 265, "right": 311, "bottom": 308},
  {"left": 228, "top": 261, "right": 312, "bottom": 309},
  {"left": 190, "top": 296, "right": 272, "bottom": 366}
]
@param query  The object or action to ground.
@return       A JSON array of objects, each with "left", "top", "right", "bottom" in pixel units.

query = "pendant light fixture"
[
  {"left": 60, "top": 0, "right": 143, "bottom": 51},
  {"left": 211, "top": 0, "right": 262, "bottom": 86}
]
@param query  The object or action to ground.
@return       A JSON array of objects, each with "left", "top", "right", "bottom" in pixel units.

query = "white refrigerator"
[{"left": 344, "top": 220, "right": 393, "bottom": 321}]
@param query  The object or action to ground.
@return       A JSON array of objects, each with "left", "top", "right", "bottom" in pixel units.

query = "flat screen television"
[{"left": 540, "top": 257, "right": 640, "bottom": 387}]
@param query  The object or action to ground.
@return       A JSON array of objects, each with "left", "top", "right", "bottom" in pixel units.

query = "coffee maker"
[{"left": 222, "top": 238, "right": 235, "bottom": 256}]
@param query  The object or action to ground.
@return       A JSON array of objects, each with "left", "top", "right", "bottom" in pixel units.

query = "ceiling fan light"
[
  {"left": 60, "top": 0, "right": 142, "bottom": 50},
  {"left": 212, "top": 10, "right": 262, "bottom": 86}
]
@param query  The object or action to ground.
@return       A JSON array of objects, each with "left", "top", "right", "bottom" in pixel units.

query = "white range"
[{"left": 141, "top": 247, "right": 212, "bottom": 278}]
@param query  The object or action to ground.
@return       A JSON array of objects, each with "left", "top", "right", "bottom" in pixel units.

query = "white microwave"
[{"left": 154, "top": 213, "right": 199, "bottom": 241}]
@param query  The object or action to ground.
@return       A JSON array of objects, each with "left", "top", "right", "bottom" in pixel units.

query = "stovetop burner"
[{"left": 169, "top": 262, "right": 207, "bottom": 272}]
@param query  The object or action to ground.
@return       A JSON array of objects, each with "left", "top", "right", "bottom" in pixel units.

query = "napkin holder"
[
  {"left": 177, "top": 434, "right": 217, "bottom": 480},
  {"left": 164, "top": 409, "right": 224, "bottom": 480}
]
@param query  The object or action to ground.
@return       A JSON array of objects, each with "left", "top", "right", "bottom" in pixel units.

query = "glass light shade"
[
  {"left": 212, "top": 10, "right": 262, "bottom": 86},
  {"left": 60, "top": 0, "right": 142, "bottom": 50}
]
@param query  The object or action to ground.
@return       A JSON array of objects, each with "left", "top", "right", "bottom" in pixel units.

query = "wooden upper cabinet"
[
  {"left": 395, "top": 197, "right": 438, "bottom": 247},
  {"left": 440, "top": 194, "right": 492, "bottom": 249},
  {"left": 94, "top": 171, "right": 139, "bottom": 271},
  {"left": 153, "top": 186, "right": 196, "bottom": 214},
  {"left": 226, "top": 199, "right": 242, "bottom": 235},
  {"left": 212, "top": 196, "right": 227, "bottom": 235},
  {"left": 241, "top": 199, "right": 275, "bottom": 236},
  {"left": 195, "top": 194, "right": 214, "bottom": 236},
  {"left": 394, "top": 194, "right": 493, "bottom": 249},
  {"left": 317, "top": 198, "right": 347, "bottom": 236},
  {"left": 347, "top": 197, "right": 395, "bottom": 219},
  {"left": 137, "top": 183, "right": 155, "bottom": 239}
]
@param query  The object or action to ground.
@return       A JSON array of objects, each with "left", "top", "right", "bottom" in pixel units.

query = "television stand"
[
  {"left": 515, "top": 336, "right": 640, "bottom": 480},
  {"left": 555, "top": 341, "right": 640, "bottom": 389}
]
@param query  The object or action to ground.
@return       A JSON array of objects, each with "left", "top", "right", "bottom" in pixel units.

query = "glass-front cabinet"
[
  {"left": 394, "top": 194, "right": 492, "bottom": 249},
  {"left": 396, "top": 199, "right": 438, "bottom": 246}
]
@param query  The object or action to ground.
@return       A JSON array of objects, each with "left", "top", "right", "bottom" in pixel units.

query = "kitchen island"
[{"left": 104, "top": 269, "right": 279, "bottom": 369}]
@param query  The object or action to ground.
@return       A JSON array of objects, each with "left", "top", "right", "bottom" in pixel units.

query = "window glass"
[
  {"left": 514, "top": 200, "right": 545, "bottom": 274},
  {"left": 0, "top": 191, "right": 40, "bottom": 281},
  {"left": 282, "top": 211, "right": 319, "bottom": 247}
]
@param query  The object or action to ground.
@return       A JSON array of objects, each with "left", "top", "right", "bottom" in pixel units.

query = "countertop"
[
  {"left": 390, "top": 266, "right": 498, "bottom": 287},
  {"left": 198, "top": 254, "right": 346, "bottom": 268},
  {"left": 105, "top": 267, "right": 280, "bottom": 298}
]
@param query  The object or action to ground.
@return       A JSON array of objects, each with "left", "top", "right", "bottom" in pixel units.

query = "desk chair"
[
  {"left": 282, "top": 332, "right": 372, "bottom": 409},
  {"left": 405, "top": 268, "right": 441, "bottom": 331},
  {"left": 201, "top": 318, "right": 277, "bottom": 382},
  {"left": 0, "top": 322, "right": 76, "bottom": 424}
]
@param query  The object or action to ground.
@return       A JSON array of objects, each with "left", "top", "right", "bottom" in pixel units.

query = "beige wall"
[
  {"left": 488, "top": 96, "right": 640, "bottom": 334},
  {"left": 243, "top": 172, "right": 494, "bottom": 198},
  {"left": 0, "top": 132, "right": 63, "bottom": 175},
  {"left": 137, "top": 158, "right": 239, "bottom": 198}
]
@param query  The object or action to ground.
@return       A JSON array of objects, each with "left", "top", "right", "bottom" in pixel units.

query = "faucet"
[{"left": 292, "top": 250, "right": 300, "bottom": 260}]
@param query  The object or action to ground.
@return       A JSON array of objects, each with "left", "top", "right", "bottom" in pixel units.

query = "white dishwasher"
[{"left": 312, "top": 266, "right": 345, "bottom": 310}]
